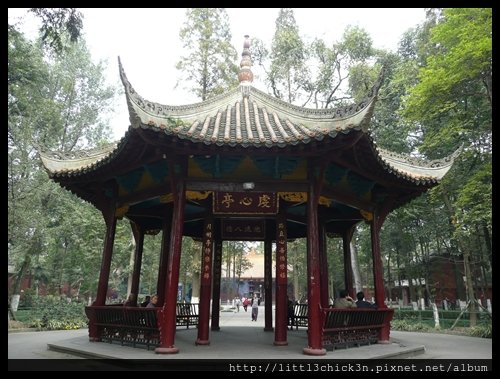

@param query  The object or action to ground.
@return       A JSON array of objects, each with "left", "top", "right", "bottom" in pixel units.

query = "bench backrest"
[{"left": 322, "top": 308, "right": 393, "bottom": 331}]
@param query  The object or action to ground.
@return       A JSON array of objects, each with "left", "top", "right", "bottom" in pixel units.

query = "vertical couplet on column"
[
  {"left": 274, "top": 213, "right": 288, "bottom": 346},
  {"left": 196, "top": 218, "right": 214, "bottom": 345}
]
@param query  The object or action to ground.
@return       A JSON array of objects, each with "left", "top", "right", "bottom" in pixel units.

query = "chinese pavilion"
[{"left": 40, "top": 36, "right": 459, "bottom": 355}]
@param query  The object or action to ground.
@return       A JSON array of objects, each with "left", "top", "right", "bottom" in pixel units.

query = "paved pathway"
[{"left": 8, "top": 306, "right": 491, "bottom": 362}]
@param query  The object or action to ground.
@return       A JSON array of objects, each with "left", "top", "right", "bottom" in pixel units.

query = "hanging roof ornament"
[{"left": 238, "top": 35, "right": 253, "bottom": 97}]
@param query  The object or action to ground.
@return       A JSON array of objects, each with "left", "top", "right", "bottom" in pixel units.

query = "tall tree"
[
  {"left": 30, "top": 8, "right": 84, "bottom": 54},
  {"left": 8, "top": 26, "right": 117, "bottom": 307},
  {"left": 176, "top": 8, "right": 238, "bottom": 101},
  {"left": 402, "top": 8, "right": 492, "bottom": 325},
  {"left": 268, "top": 8, "right": 311, "bottom": 104}
]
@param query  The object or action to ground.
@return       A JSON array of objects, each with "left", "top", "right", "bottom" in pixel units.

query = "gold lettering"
[
  {"left": 239, "top": 197, "right": 253, "bottom": 206},
  {"left": 258, "top": 194, "right": 271, "bottom": 208},
  {"left": 221, "top": 193, "right": 234, "bottom": 208}
]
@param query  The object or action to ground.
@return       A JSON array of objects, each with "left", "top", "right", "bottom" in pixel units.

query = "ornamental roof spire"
[{"left": 238, "top": 35, "right": 253, "bottom": 96}]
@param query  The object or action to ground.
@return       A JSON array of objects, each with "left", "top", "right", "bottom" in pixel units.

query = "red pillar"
[
  {"left": 303, "top": 177, "right": 326, "bottom": 356},
  {"left": 94, "top": 208, "right": 117, "bottom": 306},
  {"left": 371, "top": 211, "right": 390, "bottom": 342},
  {"left": 211, "top": 240, "right": 222, "bottom": 331},
  {"left": 274, "top": 213, "right": 288, "bottom": 345},
  {"left": 264, "top": 239, "right": 273, "bottom": 332},
  {"left": 156, "top": 219, "right": 171, "bottom": 305},
  {"left": 89, "top": 205, "right": 117, "bottom": 341},
  {"left": 130, "top": 222, "right": 145, "bottom": 306},
  {"left": 318, "top": 222, "right": 330, "bottom": 308},
  {"left": 196, "top": 218, "right": 214, "bottom": 345},
  {"left": 343, "top": 230, "right": 354, "bottom": 296},
  {"left": 155, "top": 177, "right": 186, "bottom": 354}
]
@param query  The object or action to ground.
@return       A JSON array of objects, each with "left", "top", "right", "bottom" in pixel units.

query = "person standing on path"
[{"left": 251, "top": 294, "right": 259, "bottom": 321}]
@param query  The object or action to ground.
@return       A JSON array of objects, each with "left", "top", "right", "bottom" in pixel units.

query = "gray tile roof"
[{"left": 39, "top": 59, "right": 460, "bottom": 185}]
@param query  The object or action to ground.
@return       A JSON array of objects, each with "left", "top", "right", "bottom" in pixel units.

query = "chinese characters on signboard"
[
  {"left": 276, "top": 218, "right": 287, "bottom": 284},
  {"left": 221, "top": 220, "right": 266, "bottom": 240},
  {"left": 213, "top": 192, "right": 278, "bottom": 214}
]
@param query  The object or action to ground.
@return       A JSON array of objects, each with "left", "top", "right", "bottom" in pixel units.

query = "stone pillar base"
[
  {"left": 303, "top": 347, "right": 326, "bottom": 356},
  {"left": 195, "top": 339, "right": 210, "bottom": 345},
  {"left": 264, "top": 327, "right": 274, "bottom": 332},
  {"left": 155, "top": 346, "right": 179, "bottom": 354},
  {"left": 211, "top": 326, "right": 220, "bottom": 331},
  {"left": 273, "top": 340, "right": 288, "bottom": 346},
  {"left": 377, "top": 339, "right": 391, "bottom": 344}
]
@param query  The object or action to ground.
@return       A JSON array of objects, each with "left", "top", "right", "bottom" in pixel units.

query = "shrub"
[
  {"left": 28, "top": 295, "right": 87, "bottom": 330},
  {"left": 391, "top": 320, "right": 431, "bottom": 332},
  {"left": 468, "top": 323, "right": 492, "bottom": 338}
]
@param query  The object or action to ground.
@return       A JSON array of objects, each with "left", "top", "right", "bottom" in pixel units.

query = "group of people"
[
  {"left": 235, "top": 294, "right": 261, "bottom": 320},
  {"left": 333, "top": 290, "right": 377, "bottom": 309},
  {"left": 123, "top": 293, "right": 158, "bottom": 308}
]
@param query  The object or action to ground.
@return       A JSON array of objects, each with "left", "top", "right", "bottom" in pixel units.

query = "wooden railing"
[
  {"left": 320, "top": 307, "right": 394, "bottom": 350},
  {"left": 85, "top": 303, "right": 199, "bottom": 349}
]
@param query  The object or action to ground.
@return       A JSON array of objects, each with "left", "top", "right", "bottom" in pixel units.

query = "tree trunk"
[
  {"left": 127, "top": 230, "right": 135, "bottom": 297},
  {"left": 349, "top": 241, "right": 362, "bottom": 293}
]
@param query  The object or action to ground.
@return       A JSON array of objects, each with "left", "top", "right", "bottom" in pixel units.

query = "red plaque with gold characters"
[{"left": 213, "top": 192, "right": 278, "bottom": 214}]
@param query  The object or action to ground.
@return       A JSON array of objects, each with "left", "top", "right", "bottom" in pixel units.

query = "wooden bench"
[
  {"left": 320, "top": 308, "right": 394, "bottom": 350},
  {"left": 288, "top": 303, "right": 308, "bottom": 330},
  {"left": 176, "top": 303, "right": 199, "bottom": 329},
  {"left": 85, "top": 303, "right": 199, "bottom": 350}
]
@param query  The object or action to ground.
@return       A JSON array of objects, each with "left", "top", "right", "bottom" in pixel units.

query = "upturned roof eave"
[
  {"left": 376, "top": 145, "right": 462, "bottom": 184},
  {"left": 118, "top": 57, "right": 385, "bottom": 133}
]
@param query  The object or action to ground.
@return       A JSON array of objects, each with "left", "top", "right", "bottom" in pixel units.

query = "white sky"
[{"left": 9, "top": 8, "right": 426, "bottom": 140}]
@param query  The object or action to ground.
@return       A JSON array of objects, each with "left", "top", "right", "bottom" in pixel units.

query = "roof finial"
[{"left": 238, "top": 35, "right": 253, "bottom": 95}]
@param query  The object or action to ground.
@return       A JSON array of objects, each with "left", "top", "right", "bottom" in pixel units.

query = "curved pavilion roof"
[
  {"left": 39, "top": 37, "right": 460, "bottom": 236},
  {"left": 40, "top": 59, "right": 459, "bottom": 185}
]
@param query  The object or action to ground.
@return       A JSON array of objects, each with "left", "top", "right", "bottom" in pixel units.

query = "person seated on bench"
[
  {"left": 141, "top": 295, "right": 151, "bottom": 307},
  {"left": 355, "top": 291, "right": 377, "bottom": 309},
  {"left": 333, "top": 289, "right": 357, "bottom": 308},
  {"left": 146, "top": 294, "right": 158, "bottom": 308},
  {"left": 124, "top": 293, "right": 137, "bottom": 306}
]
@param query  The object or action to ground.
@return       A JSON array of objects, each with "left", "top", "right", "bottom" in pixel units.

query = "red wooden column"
[
  {"left": 156, "top": 164, "right": 186, "bottom": 354},
  {"left": 318, "top": 222, "right": 330, "bottom": 308},
  {"left": 156, "top": 219, "right": 171, "bottom": 305},
  {"left": 274, "top": 213, "right": 288, "bottom": 346},
  {"left": 303, "top": 177, "right": 326, "bottom": 356},
  {"left": 211, "top": 239, "right": 222, "bottom": 331},
  {"left": 196, "top": 218, "right": 214, "bottom": 345},
  {"left": 130, "top": 222, "right": 145, "bottom": 306},
  {"left": 264, "top": 238, "right": 273, "bottom": 332},
  {"left": 89, "top": 203, "right": 117, "bottom": 341},
  {"left": 93, "top": 206, "right": 117, "bottom": 306},
  {"left": 342, "top": 228, "right": 354, "bottom": 296},
  {"left": 371, "top": 211, "right": 390, "bottom": 342}
]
